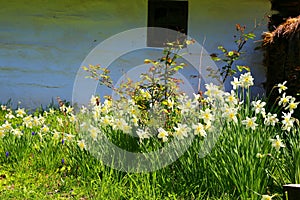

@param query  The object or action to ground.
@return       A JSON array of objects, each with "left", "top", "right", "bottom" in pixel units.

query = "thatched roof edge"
[{"left": 263, "top": 15, "right": 300, "bottom": 45}]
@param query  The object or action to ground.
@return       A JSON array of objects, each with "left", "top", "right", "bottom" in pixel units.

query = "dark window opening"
[{"left": 147, "top": 0, "right": 188, "bottom": 47}]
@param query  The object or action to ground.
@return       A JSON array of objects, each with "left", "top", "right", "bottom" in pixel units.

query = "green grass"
[{"left": 0, "top": 74, "right": 299, "bottom": 199}]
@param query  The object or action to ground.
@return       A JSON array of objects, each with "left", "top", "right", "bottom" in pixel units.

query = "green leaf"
[
  {"left": 82, "top": 66, "right": 89, "bottom": 71},
  {"left": 218, "top": 46, "right": 227, "bottom": 53},
  {"left": 236, "top": 65, "right": 250, "bottom": 72},
  {"left": 210, "top": 54, "right": 221, "bottom": 61},
  {"left": 173, "top": 65, "right": 184, "bottom": 71},
  {"left": 244, "top": 33, "right": 256, "bottom": 39},
  {"left": 212, "top": 57, "right": 221, "bottom": 61}
]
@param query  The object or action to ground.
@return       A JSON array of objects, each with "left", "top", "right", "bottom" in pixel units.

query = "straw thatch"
[
  {"left": 263, "top": 15, "right": 300, "bottom": 103},
  {"left": 263, "top": 15, "right": 300, "bottom": 45}
]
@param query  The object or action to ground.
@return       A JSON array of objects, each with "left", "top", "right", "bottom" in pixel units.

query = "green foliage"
[
  {"left": 82, "top": 39, "right": 194, "bottom": 130},
  {"left": 0, "top": 76, "right": 299, "bottom": 199},
  {"left": 1, "top": 37, "right": 300, "bottom": 199},
  {"left": 210, "top": 24, "right": 255, "bottom": 82}
]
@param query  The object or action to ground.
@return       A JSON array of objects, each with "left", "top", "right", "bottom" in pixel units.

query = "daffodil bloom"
[
  {"left": 43, "top": 111, "right": 49, "bottom": 117},
  {"left": 37, "top": 132, "right": 44, "bottom": 140},
  {"left": 0, "top": 127, "right": 5, "bottom": 138},
  {"left": 49, "top": 108, "right": 55, "bottom": 115},
  {"left": 100, "top": 115, "right": 112, "bottom": 127},
  {"left": 12, "top": 128, "right": 23, "bottom": 138},
  {"left": 15, "top": 108, "right": 26, "bottom": 118},
  {"left": 278, "top": 93, "right": 293, "bottom": 107},
  {"left": 57, "top": 117, "right": 64, "bottom": 126},
  {"left": 2, "top": 121, "right": 12, "bottom": 131},
  {"left": 178, "top": 98, "right": 196, "bottom": 114},
  {"left": 38, "top": 115, "right": 45, "bottom": 125},
  {"left": 1, "top": 105, "right": 7, "bottom": 111},
  {"left": 261, "top": 194, "right": 272, "bottom": 200},
  {"left": 224, "top": 90, "right": 238, "bottom": 105},
  {"left": 77, "top": 140, "right": 86, "bottom": 151},
  {"left": 239, "top": 72, "right": 254, "bottom": 88},
  {"left": 131, "top": 115, "right": 139, "bottom": 127},
  {"left": 285, "top": 98, "right": 299, "bottom": 112},
  {"left": 277, "top": 81, "right": 287, "bottom": 94},
  {"left": 89, "top": 126, "right": 99, "bottom": 141},
  {"left": 251, "top": 100, "right": 266, "bottom": 115},
  {"left": 192, "top": 123, "right": 207, "bottom": 137},
  {"left": 122, "top": 124, "right": 132, "bottom": 134},
  {"left": 136, "top": 128, "right": 150, "bottom": 142},
  {"left": 92, "top": 105, "right": 102, "bottom": 120},
  {"left": 100, "top": 104, "right": 110, "bottom": 114},
  {"left": 103, "top": 99, "right": 112, "bottom": 108},
  {"left": 65, "top": 106, "right": 74, "bottom": 114},
  {"left": 113, "top": 116, "right": 131, "bottom": 134},
  {"left": 52, "top": 130, "right": 61, "bottom": 140},
  {"left": 204, "top": 83, "right": 223, "bottom": 100},
  {"left": 281, "top": 112, "right": 295, "bottom": 132},
  {"left": 174, "top": 123, "right": 190, "bottom": 139},
  {"left": 163, "top": 97, "right": 175, "bottom": 109},
  {"left": 256, "top": 153, "right": 264, "bottom": 159},
  {"left": 80, "top": 122, "right": 89, "bottom": 131},
  {"left": 242, "top": 117, "right": 258, "bottom": 130},
  {"left": 204, "top": 83, "right": 215, "bottom": 97},
  {"left": 231, "top": 77, "right": 240, "bottom": 90},
  {"left": 158, "top": 127, "right": 169, "bottom": 142},
  {"left": 204, "top": 121, "right": 214, "bottom": 131},
  {"left": 222, "top": 106, "right": 238, "bottom": 123},
  {"left": 80, "top": 105, "right": 87, "bottom": 114},
  {"left": 33, "top": 116, "right": 41, "bottom": 126},
  {"left": 40, "top": 125, "right": 49, "bottom": 133},
  {"left": 23, "top": 115, "right": 33, "bottom": 128},
  {"left": 140, "top": 89, "right": 151, "bottom": 99},
  {"left": 200, "top": 108, "right": 215, "bottom": 124},
  {"left": 68, "top": 114, "right": 77, "bottom": 123},
  {"left": 5, "top": 112, "right": 15, "bottom": 119},
  {"left": 264, "top": 113, "right": 279, "bottom": 126},
  {"left": 129, "top": 106, "right": 138, "bottom": 116},
  {"left": 64, "top": 133, "right": 75, "bottom": 141},
  {"left": 270, "top": 135, "right": 285, "bottom": 151}
]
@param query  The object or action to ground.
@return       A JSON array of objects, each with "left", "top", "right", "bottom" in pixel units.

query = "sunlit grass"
[{"left": 0, "top": 72, "right": 299, "bottom": 199}]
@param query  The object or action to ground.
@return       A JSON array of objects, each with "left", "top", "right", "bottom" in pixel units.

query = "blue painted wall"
[{"left": 0, "top": 0, "right": 270, "bottom": 108}]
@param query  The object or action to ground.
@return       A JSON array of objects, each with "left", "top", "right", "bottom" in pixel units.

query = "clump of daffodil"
[
  {"left": 0, "top": 127, "right": 5, "bottom": 138},
  {"left": 15, "top": 108, "right": 26, "bottom": 118},
  {"left": 251, "top": 100, "right": 266, "bottom": 115},
  {"left": 277, "top": 81, "right": 287, "bottom": 94},
  {"left": 136, "top": 128, "right": 150, "bottom": 142},
  {"left": 281, "top": 112, "right": 295, "bottom": 132},
  {"left": 261, "top": 194, "right": 278, "bottom": 200},
  {"left": 192, "top": 123, "right": 207, "bottom": 137},
  {"left": 239, "top": 72, "right": 254, "bottom": 88},
  {"left": 270, "top": 135, "right": 285, "bottom": 152},
  {"left": 157, "top": 127, "right": 169, "bottom": 142},
  {"left": 88, "top": 125, "right": 99, "bottom": 141},
  {"left": 242, "top": 116, "right": 258, "bottom": 130},
  {"left": 174, "top": 123, "right": 190, "bottom": 140},
  {"left": 77, "top": 139, "right": 86, "bottom": 151}
]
